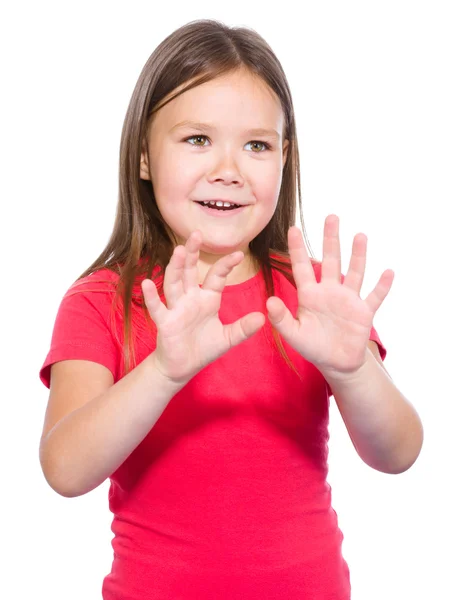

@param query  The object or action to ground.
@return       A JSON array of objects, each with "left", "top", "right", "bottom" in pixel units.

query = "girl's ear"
[{"left": 140, "top": 141, "right": 151, "bottom": 180}]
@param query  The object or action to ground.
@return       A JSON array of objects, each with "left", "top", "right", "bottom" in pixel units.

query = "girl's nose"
[{"left": 207, "top": 152, "right": 244, "bottom": 185}]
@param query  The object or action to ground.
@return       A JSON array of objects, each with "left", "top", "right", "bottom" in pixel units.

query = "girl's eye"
[
  {"left": 185, "top": 135, "right": 209, "bottom": 147},
  {"left": 184, "top": 135, "right": 271, "bottom": 152},
  {"left": 247, "top": 141, "right": 271, "bottom": 152}
]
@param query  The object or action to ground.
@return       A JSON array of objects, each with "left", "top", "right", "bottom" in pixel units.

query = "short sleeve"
[{"left": 39, "top": 281, "right": 121, "bottom": 389}]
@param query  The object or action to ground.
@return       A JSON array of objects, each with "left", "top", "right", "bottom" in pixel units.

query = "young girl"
[{"left": 38, "top": 19, "right": 423, "bottom": 600}]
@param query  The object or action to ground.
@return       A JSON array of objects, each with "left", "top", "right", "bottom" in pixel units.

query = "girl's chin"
[{"left": 196, "top": 242, "right": 248, "bottom": 256}]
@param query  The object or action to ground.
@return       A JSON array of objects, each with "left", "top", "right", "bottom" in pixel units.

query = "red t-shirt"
[{"left": 39, "top": 262, "right": 386, "bottom": 600}]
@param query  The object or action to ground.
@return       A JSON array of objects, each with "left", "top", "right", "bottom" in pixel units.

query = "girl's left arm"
[
  {"left": 266, "top": 218, "right": 424, "bottom": 474},
  {"left": 326, "top": 340, "right": 424, "bottom": 474}
]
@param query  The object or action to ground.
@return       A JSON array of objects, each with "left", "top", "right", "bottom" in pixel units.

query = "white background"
[{"left": 2, "top": 1, "right": 459, "bottom": 598}]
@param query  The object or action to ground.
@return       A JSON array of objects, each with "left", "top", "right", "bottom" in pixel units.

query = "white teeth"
[
  {"left": 200, "top": 200, "right": 244, "bottom": 208},
  {"left": 202, "top": 200, "right": 240, "bottom": 208}
]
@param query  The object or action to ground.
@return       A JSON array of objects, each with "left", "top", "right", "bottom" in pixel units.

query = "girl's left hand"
[{"left": 266, "top": 215, "right": 395, "bottom": 380}]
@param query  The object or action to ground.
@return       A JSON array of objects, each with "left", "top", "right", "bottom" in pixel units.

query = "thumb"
[
  {"left": 266, "top": 297, "right": 295, "bottom": 338},
  {"left": 224, "top": 311, "right": 265, "bottom": 348}
]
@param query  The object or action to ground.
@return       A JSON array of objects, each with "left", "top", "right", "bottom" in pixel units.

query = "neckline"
[
  {"left": 197, "top": 267, "right": 263, "bottom": 293},
  {"left": 221, "top": 267, "right": 264, "bottom": 293}
]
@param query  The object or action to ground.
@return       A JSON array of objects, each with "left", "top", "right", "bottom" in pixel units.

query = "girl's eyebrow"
[{"left": 170, "top": 120, "right": 280, "bottom": 140}]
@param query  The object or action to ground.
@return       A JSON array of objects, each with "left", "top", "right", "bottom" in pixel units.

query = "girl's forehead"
[
  {"left": 154, "top": 72, "right": 283, "bottom": 128},
  {"left": 158, "top": 70, "right": 280, "bottom": 110}
]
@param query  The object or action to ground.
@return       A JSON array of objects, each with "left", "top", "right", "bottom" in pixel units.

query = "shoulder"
[
  {"left": 61, "top": 267, "right": 125, "bottom": 311},
  {"left": 67, "top": 267, "right": 119, "bottom": 293},
  {"left": 55, "top": 267, "right": 122, "bottom": 323},
  {"left": 51, "top": 269, "right": 124, "bottom": 338}
]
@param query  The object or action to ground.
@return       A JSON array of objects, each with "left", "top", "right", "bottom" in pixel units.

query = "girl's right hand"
[{"left": 141, "top": 230, "right": 266, "bottom": 386}]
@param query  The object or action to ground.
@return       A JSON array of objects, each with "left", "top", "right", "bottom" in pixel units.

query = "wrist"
[
  {"left": 321, "top": 348, "right": 374, "bottom": 388},
  {"left": 147, "top": 352, "right": 190, "bottom": 392}
]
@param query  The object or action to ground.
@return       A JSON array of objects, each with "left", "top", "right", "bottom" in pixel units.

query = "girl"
[{"left": 38, "top": 19, "right": 423, "bottom": 600}]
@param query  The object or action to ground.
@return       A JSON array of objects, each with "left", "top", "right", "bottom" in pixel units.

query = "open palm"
[{"left": 267, "top": 215, "right": 394, "bottom": 378}]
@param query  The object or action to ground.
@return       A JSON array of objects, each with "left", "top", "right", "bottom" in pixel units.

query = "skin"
[{"left": 140, "top": 68, "right": 289, "bottom": 285}]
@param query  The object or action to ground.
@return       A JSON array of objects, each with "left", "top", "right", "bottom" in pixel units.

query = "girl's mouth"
[{"left": 194, "top": 201, "right": 246, "bottom": 217}]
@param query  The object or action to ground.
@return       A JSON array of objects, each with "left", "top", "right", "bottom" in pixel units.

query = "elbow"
[
  {"left": 39, "top": 438, "right": 82, "bottom": 498},
  {"left": 376, "top": 455, "right": 420, "bottom": 475},
  {"left": 367, "top": 423, "right": 424, "bottom": 475},
  {"left": 48, "top": 480, "right": 81, "bottom": 499},
  {"left": 40, "top": 464, "right": 81, "bottom": 498},
  {"left": 365, "top": 453, "right": 419, "bottom": 475}
]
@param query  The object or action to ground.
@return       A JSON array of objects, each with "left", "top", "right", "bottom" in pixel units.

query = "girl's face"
[{"left": 140, "top": 69, "right": 289, "bottom": 278}]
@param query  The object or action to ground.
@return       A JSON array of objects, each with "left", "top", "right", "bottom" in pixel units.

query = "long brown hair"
[{"left": 72, "top": 19, "right": 317, "bottom": 380}]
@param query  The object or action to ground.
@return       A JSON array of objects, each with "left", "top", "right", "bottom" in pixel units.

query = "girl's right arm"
[
  {"left": 40, "top": 230, "right": 265, "bottom": 498},
  {"left": 39, "top": 353, "right": 185, "bottom": 498}
]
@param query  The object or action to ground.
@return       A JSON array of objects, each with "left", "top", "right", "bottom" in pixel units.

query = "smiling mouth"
[{"left": 195, "top": 201, "right": 242, "bottom": 211}]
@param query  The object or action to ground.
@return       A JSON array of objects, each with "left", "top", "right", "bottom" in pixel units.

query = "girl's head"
[
  {"left": 112, "top": 18, "right": 312, "bottom": 268},
  {"left": 79, "top": 19, "right": 315, "bottom": 378}
]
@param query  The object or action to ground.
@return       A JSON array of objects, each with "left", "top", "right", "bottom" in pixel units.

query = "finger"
[
  {"left": 287, "top": 226, "right": 316, "bottom": 289},
  {"left": 200, "top": 251, "right": 245, "bottom": 293},
  {"left": 364, "top": 269, "right": 395, "bottom": 314},
  {"left": 163, "top": 245, "right": 186, "bottom": 309},
  {"left": 183, "top": 231, "right": 201, "bottom": 293},
  {"left": 343, "top": 233, "right": 367, "bottom": 295},
  {"left": 266, "top": 296, "right": 299, "bottom": 341},
  {"left": 141, "top": 278, "right": 168, "bottom": 326},
  {"left": 321, "top": 214, "right": 341, "bottom": 282},
  {"left": 223, "top": 311, "right": 266, "bottom": 349}
]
